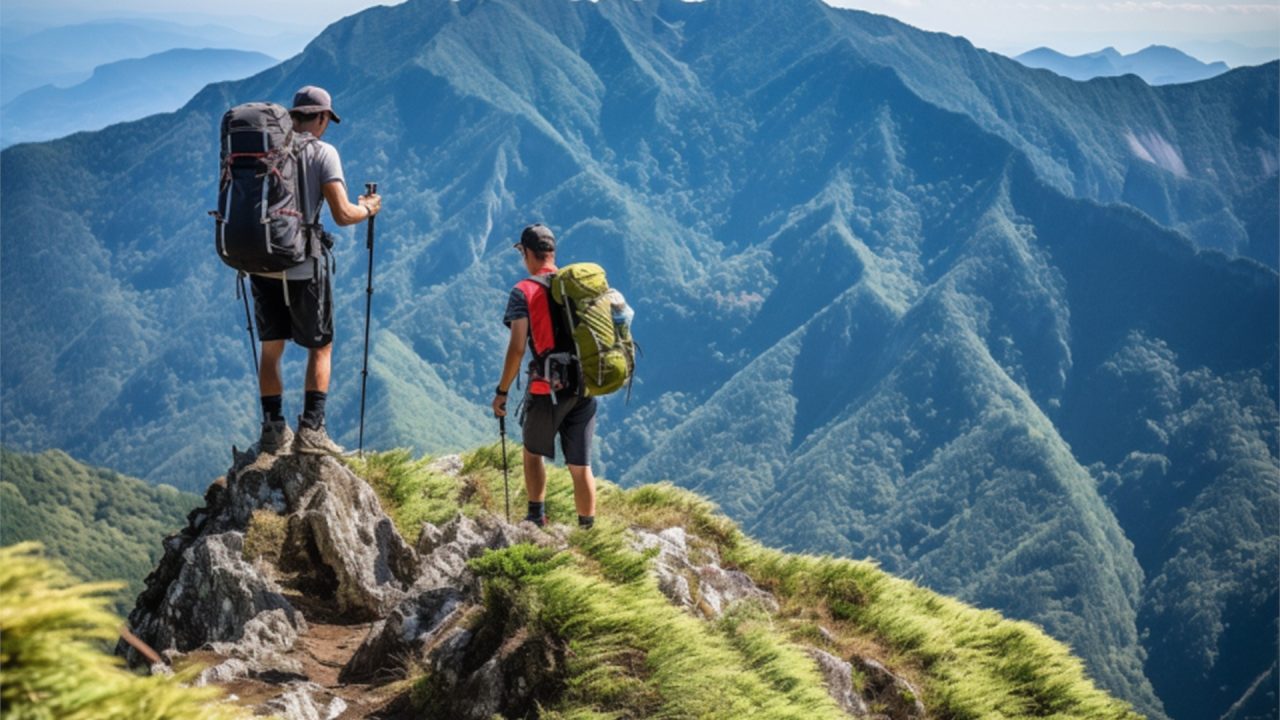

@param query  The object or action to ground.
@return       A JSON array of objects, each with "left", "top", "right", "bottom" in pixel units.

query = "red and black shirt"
[{"left": 503, "top": 267, "right": 562, "bottom": 395}]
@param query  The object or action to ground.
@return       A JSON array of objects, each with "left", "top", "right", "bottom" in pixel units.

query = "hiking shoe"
[
  {"left": 257, "top": 420, "right": 294, "bottom": 455},
  {"left": 523, "top": 513, "right": 548, "bottom": 528},
  {"left": 292, "top": 419, "right": 344, "bottom": 456}
]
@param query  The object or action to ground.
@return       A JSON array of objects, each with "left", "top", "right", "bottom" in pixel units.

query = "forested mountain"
[
  {"left": 1015, "top": 46, "right": 1230, "bottom": 85},
  {"left": 1, "top": 48, "right": 277, "bottom": 147},
  {"left": 0, "top": 448, "right": 199, "bottom": 612},
  {"left": 1, "top": 1, "right": 1275, "bottom": 718}
]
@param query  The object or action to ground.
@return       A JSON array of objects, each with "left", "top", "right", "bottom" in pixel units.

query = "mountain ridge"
[
  {"left": 1, "top": 1, "right": 1275, "bottom": 718},
  {"left": 1016, "top": 44, "right": 1232, "bottom": 85}
]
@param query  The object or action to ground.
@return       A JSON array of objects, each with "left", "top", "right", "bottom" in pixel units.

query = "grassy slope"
[{"left": 353, "top": 446, "right": 1139, "bottom": 719}]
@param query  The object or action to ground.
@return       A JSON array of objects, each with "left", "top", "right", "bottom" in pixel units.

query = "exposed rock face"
[
  {"left": 632, "top": 525, "right": 779, "bottom": 617},
  {"left": 127, "top": 531, "right": 304, "bottom": 657},
  {"left": 119, "top": 453, "right": 414, "bottom": 662},
  {"left": 343, "top": 513, "right": 564, "bottom": 683}
]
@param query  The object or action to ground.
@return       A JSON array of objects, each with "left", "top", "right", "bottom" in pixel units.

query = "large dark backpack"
[{"left": 212, "top": 103, "right": 317, "bottom": 273}]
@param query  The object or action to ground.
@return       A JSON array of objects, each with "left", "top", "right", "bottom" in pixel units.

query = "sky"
[{"left": 3, "top": 0, "right": 1278, "bottom": 63}]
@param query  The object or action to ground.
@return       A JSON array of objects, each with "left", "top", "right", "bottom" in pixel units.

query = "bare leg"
[
  {"left": 305, "top": 343, "right": 332, "bottom": 393},
  {"left": 259, "top": 340, "right": 286, "bottom": 397},
  {"left": 567, "top": 464, "right": 596, "bottom": 518},
  {"left": 523, "top": 448, "right": 547, "bottom": 503}
]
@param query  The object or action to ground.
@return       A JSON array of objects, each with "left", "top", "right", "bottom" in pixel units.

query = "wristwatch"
[{"left": 495, "top": 387, "right": 508, "bottom": 396}]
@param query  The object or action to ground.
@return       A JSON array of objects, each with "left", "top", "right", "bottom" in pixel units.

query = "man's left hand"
[{"left": 492, "top": 394, "right": 507, "bottom": 418}]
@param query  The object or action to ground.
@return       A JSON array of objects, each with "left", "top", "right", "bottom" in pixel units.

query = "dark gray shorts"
[
  {"left": 250, "top": 265, "right": 332, "bottom": 349},
  {"left": 521, "top": 393, "right": 596, "bottom": 466}
]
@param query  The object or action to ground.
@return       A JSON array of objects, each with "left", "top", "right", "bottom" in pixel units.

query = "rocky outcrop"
[
  {"left": 119, "top": 449, "right": 928, "bottom": 719},
  {"left": 127, "top": 531, "right": 304, "bottom": 657},
  {"left": 632, "top": 525, "right": 779, "bottom": 617},
  {"left": 342, "top": 513, "right": 563, "bottom": 684}
]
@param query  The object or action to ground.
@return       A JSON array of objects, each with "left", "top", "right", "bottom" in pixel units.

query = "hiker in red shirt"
[{"left": 491, "top": 224, "right": 597, "bottom": 529}]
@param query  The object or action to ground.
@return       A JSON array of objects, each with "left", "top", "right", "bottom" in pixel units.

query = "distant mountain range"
[
  {"left": 1, "top": 48, "right": 278, "bottom": 148},
  {"left": 1, "top": 1, "right": 1275, "bottom": 719},
  {"left": 0, "top": 19, "right": 303, "bottom": 103},
  {"left": 1016, "top": 45, "right": 1230, "bottom": 85}
]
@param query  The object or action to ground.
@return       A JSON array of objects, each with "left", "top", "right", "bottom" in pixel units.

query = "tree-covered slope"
[
  {"left": 1, "top": 1, "right": 1275, "bottom": 717},
  {"left": 0, "top": 448, "right": 200, "bottom": 612}
]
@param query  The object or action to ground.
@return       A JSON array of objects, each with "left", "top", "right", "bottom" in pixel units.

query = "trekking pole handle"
[
  {"left": 364, "top": 182, "right": 377, "bottom": 250},
  {"left": 499, "top": 416, "right": 506, "bottom": 434}
]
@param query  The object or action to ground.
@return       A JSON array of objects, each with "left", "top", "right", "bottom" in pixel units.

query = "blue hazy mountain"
[
  {"left": 1, "top": 48, "right": 278, "bottom": 148},
  {"left": 1017, "top": 45, "right": 1231, "bottom": 85},
  {"left": 0, "top": 19, "right": 303, "bottom": 103},
  {"left": 1, "top": 1, "right": 1275, "bottom": 718}
]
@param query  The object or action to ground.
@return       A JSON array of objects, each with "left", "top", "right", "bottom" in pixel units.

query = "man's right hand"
[
  {"left": 492, "top": 394, "right": 507, "bottom": 418},
  {"left": 359, "top": 193, "right": 382, "bottom": 217}
]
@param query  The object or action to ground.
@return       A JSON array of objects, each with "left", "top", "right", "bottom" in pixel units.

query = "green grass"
[
  {"left": 357, "top": 447, "right": 1140, "bottom": 719},
  {"left": 0, "top": 542, "right": 254, "bottom": 720}
]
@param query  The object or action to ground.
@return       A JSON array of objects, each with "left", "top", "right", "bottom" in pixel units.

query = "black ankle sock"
[
  {"left": 578, "top": 515, "right": 595, "bottom": 529},
  {"left": 526, "top": 501, "right": 545, "bottom": 520},
  {"left": 261, "top": 395, "right": 284, "bottom": 423},
  {"left": 302, "top": 391, "right": 327, "bottom": 429}
]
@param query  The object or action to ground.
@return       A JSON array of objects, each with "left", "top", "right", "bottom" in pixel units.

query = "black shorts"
[
  {"left": 521, "top": 393, "right": 596, "bottom": 467},
  {"left": 250, "top": 266, "right": 332, "bottom": 349}
]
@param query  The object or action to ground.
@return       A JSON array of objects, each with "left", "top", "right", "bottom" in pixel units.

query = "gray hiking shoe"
[
  {"left": 257, "top": 420, "right": 294, "bottom": 455},
  {"left": 293, "top": 419, "right": 344, "bottom": 456}
]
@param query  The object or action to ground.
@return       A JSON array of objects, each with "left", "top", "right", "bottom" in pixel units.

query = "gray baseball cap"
[{"left": 290, "top": 85, "right": 342, "bottom": 123}]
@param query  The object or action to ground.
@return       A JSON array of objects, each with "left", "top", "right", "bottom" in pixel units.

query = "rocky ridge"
[{"left": 118, "top": 449, "right": 936, "bottom": 719}]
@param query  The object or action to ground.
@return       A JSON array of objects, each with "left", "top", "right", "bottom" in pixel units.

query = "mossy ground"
[{"left": 349, "top": 446, "right": 1141, "bottom": 720}]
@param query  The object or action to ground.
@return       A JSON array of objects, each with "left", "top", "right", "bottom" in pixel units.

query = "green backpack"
[{"left": 536, "top": 263, "right": 636, "bottom": 397}]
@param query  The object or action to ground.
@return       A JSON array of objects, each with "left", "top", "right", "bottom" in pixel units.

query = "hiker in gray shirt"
[{"left": 251, "top": 85, "right": 382, "bottom": 456}]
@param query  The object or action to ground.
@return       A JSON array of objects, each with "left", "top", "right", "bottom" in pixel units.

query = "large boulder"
[
  {"left": 120, "top": 452, "right": 418, "bottom": 664},
  {"left": 275, "top": 455, "right": 418, "bottom": 618}
]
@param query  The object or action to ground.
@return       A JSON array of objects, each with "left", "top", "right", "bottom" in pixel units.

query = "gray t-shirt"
[{"left": 255, "top": 134, "right": 345, "bottom": 281}]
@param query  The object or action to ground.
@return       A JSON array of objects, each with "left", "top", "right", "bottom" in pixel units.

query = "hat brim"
[{"left": 291, "top": 104, "right": 342, "bottom": 123}]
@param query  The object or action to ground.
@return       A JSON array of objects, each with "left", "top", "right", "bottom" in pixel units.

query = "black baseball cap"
[
  {"left": 517, "top": 223, "right": 556, "bottom": 252},
  {"left": 291, "top": 85, "right": 342, "bottom": 123}
]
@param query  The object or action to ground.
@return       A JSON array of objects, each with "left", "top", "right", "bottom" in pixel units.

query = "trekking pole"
[
  {"left": 237, "top": 272, "right": 259, "bottom": 390},
  {"left": 358, "top": 182, "right": 378, "bottom": 457},
  {"left": 499, "top": 416, "right": 511, "bottom": 522}
]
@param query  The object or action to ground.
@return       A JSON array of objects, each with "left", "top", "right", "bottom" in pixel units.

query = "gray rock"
[
  {"left": 422, "top": 627, "right": 566, "bottom": 720},
  {"left": 696, "top": 564, "right": 779, "bottom": 617},
  {"left": 130, "top": 532, "right": 304, "bottom": 655},
  {"left": 196, "top": 658, "right": 251, "bottom": 687},
  {"left": 120, "top": 453, "right": 415, "bottom": 666},
  {"left": 426, "top": 454, "right": 464, "bottom": 477},
  {"left": 807, "top": 647, "right": 870, "bottom": 717},
  {"left": 209, "top": 608, "right": 303, "bottom": 659},
  {"left": 632, "top": 526, "right": 778, "bottom": 618},
  {"left": 284, "top": 456, "right": 418, "bottom": 618},
  {"left": 262, "top": 682, "right": 346, "bottom": 720},
  {"left": 414, "top": 513, "right": 560, "bottom": 592},
  {"left": 341, "top": 586, "right": 469, "bottom": 683}
]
